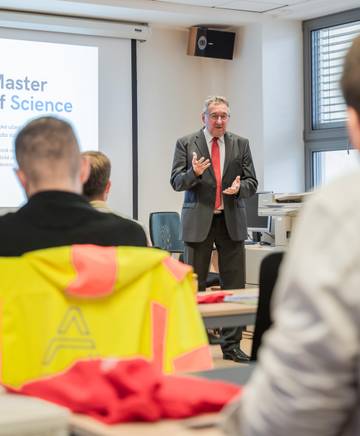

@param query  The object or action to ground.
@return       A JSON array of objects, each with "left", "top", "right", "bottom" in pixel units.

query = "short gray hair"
[
  {"left": 202, "top": 96, "right": 230, "bottom": 114},
  {"left": 15, "top": 116, "right": 81, "bottom": 184}
]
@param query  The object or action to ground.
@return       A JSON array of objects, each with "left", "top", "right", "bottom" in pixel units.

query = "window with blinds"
[{"left": 312, "top": 21, "right": 360, "bottom": 129}]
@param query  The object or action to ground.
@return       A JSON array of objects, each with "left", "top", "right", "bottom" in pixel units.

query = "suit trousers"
[{"left": 184, "top": 213, "right": 245, "bottom": 352}]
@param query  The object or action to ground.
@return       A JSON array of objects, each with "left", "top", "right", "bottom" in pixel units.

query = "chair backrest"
[
  {"left": 149, "top": 212, "right": 184, "bottom": 253},
  {"left": 250, "top": 251, "right": 284, "bottom": 361}
]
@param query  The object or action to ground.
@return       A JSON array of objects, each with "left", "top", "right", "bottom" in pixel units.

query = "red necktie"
[{"left": 211, "top": 137, "right": 221, "bottom": 210}]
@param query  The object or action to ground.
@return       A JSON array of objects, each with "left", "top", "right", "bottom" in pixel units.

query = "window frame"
[{"left": 303, "top": 8, "right": 360, "bottom": 190}]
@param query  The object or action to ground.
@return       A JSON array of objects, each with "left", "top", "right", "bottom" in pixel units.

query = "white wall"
[
  {"left": 137, "top": 27, "right": 227, "bottom": 226},
  {"left": 226, "top": 24, "right": 265, "bottom": 188},
  {"left": 226, "top": 21, "right": 304, "bottom": 193},
  {"left": 136, "top": 22, "right": 304, "bottom": 229},
  {"left": 262, "top": 21, "right": 304, "bottom": 193}
]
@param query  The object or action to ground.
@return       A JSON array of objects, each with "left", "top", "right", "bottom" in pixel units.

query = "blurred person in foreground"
[{"left": 223, "top": 34, "right": 360, "bottom": 436}]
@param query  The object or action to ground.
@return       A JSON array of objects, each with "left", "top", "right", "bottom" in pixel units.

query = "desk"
[
  {"left": 245, "top": 244, "right": 276, "bottom": 285},
  {"left": 245, "top": 244, "right": 284, "bottom": 285},
  {"left": 70, "top": 414, "right": 223, "bottom": 436},
  {"left": 0, "top": 393, "right": 69, "bottom": 435},
  {"left": 198, "top": 289, "right": 258, "bottom": 329}
]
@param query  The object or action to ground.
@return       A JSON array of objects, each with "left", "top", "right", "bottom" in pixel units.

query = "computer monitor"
[{"left": 244, "top": 192, "right": 271, "bottom": 242}]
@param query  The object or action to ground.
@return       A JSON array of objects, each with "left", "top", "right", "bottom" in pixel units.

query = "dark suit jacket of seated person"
[{"left": 0, "top": 116, "right": 147, "bottom": 256}]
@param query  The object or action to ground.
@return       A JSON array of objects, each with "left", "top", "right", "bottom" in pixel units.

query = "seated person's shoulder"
[
  {"left": 112, "top": 213, "right": 142, "bottom": 229},
  {"left": 101, "top": 212, "right": 148, "bottom": 246},
  {"left": 0, "top": 210, "right": 20, "bottom": 228}
]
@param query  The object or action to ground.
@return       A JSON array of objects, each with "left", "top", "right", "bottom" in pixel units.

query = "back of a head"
[
  {"left": 15, "top": 116, "right": 81, "bottom": 187},
  {"left": 82, "top": 150, "right": 111, "bottom": 200},
  {"left": 341, "top": 35, "right": 360, "bottom": 116}
]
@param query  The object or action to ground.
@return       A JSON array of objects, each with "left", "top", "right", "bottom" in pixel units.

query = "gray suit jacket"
[{"left": 170, "top": 129, "right": 258, "bottom": 242}]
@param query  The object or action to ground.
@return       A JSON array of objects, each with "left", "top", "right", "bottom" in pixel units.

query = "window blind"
[{"left": 312, "top": 21, "right": 360, "bottom": 129}]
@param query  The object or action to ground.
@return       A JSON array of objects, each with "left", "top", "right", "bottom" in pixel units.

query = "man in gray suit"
[{"left": 170, "top": 96, "right": 258, "bottom": 362}]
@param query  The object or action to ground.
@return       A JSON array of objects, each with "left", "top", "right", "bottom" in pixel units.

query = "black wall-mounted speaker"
[{"left": 187, "top": 27, "right": 235, "bottom": 60}]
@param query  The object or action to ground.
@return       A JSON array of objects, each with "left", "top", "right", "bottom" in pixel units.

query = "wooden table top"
[
  {"left": 71, "top": 413, "right": 224, "bottom": 436},
  {"left": 198, "top": 288, "right": 258, "bottom": 318}
]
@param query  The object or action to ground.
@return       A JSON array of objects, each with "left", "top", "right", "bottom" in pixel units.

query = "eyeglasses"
[{"left": 207, "top": 112, "right": 230, "bottom": 121}]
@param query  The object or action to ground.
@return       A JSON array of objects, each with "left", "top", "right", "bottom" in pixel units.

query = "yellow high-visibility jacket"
[{"left": 0, "top": 245, "right": 212, "bottom": 387}]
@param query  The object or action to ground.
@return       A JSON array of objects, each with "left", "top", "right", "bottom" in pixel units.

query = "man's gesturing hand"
[
  {"left": 223, "top": 176, "right": 241, "bottom": 195},
  {"left": 192, "top": 152, "right": 211, "bottom": 176}
]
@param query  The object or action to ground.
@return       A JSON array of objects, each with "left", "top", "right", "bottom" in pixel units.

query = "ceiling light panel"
[
  {"left": 155, "top": 0, "right": 227, "bottom": 5},
  {"left": 220, "top": 0, "right": 285, "bottom": 12}
]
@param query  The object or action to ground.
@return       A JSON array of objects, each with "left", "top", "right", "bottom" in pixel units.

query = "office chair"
[
  {"left": 149, "top": 211, "right": 184, "bottom": 254},
  {"left": 149, "top": 212, "right": 220, "bottom": 288},
  {"left": 250, "top": 251, "right": 284, "bottom": 361}
]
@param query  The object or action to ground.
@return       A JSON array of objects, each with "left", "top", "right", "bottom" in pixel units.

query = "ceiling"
[{"left": 0, "top": 0, "right": 358, "bottom": 27}]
